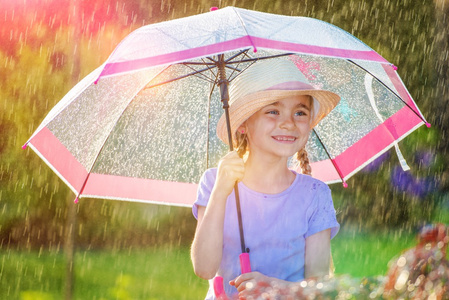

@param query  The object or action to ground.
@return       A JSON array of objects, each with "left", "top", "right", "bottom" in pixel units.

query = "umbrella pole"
[{"left": 217, "top": 54, "right": 249, "bottom": 256}]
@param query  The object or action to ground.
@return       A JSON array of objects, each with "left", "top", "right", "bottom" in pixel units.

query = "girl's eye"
[
  {"left": 295, "top": 111, "right": 307, "bottom": 116},
  {"left": 266, "top": 110, "right": 279, "bottom": 115}
]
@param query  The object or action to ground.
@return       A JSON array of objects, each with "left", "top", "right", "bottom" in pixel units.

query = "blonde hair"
[
  {"left": 296, "top": 147, "right": 312, "bottom": 175},
  {"left": 235, "top": 131, "right": 248, "bottom": 158}
]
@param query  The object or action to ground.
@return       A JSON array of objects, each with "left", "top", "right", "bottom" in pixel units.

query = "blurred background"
[{"left": 1, "top": 0, "right": 448, "bottom": 299}]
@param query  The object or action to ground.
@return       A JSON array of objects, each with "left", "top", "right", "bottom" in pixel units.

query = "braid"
[
  {"left": 296, "top": 147, "right": 312, "bottom": 175},
  {"left": 235, "top": 131, "right": 248, "bottom": 158}
]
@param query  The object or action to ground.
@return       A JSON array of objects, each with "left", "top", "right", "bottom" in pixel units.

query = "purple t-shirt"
[{"left": 193, "top": 168, "right": 340, "bottom": 299}]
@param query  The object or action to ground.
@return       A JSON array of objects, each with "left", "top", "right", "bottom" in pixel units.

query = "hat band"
[{"left": 266, "top": 81, "right": 315, "bottom": 91}]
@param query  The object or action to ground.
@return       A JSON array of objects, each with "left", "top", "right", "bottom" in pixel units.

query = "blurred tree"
[
  {"left": 0, "top": 0, "right": 159, "bottom": 251},
  {"left": 432, "top": 0, "right": 449, "bottom": 195}
]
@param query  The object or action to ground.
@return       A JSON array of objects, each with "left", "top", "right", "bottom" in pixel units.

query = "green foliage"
[{"left": 74, "top": 202, "right": 196, "bottom": 249}]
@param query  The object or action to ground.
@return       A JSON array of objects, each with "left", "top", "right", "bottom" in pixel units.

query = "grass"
[
  {"left": 0, "top": 226, "right": 437, "bottom": 299},
  {"left": 1, "top": 246, "right": 207, "bottom": 300},
  {"left": 332, "top": 226, "right": 416, "bottom": 278},
  {"left": 73, "top": 247, "right": 208, "bottom": 300}
]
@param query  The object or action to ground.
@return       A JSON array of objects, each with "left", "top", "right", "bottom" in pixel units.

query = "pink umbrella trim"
[
  {"left": 99, "top": 36, "right": 388, "bottom": 78},
  {"left": 83, "top": 174, "right": 197, "bottom": 206}
]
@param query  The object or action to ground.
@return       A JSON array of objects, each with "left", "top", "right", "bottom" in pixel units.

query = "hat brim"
[{"left": 216, "top": 89, "right": 340, "bottom": 146}]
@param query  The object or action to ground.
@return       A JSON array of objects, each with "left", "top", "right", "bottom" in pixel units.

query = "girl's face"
[{"left": 243, "top": 95, "right": 312, "bottom": 160}]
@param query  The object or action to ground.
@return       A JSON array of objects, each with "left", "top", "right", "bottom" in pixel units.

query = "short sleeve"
[
  {"left": 306, "top": 184, "right": 340, "bottom": 239},
  {"left": 192, "top": 168, "right": 217, "bottom": 219}
]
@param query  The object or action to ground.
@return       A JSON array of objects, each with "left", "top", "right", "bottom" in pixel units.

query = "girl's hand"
[
  {"left": 230, "top": 272, "right": 285, "bottom": 298},
  {"left": 191, "top": 151, "right": 244, "bottom": 279},
  {"left": 214, "top": 151, "right": 245, "bottom": 198}
]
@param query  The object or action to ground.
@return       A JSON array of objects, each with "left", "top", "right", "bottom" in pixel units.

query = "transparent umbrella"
[
  {"left": 23, "top": 6, "right": 428, "bottom": 205},
  {"left": 23, "top": 6, "right": 429, "bottom": 299}
]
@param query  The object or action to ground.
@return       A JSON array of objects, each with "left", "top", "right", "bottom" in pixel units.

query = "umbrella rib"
[
  {"left": 203, "top": 56, "right": 220, "bottom": 171},
  {"left": 226, "top": 52, "right": 294, "bottom": 64},
  {"left": 227, "top": 60, "right": 252, "bottom": 82},
  {"left": 143, "top": 66, "right": 215, "bottom": 90},
  {"left": 224, "top": 64, "right": 243, "bottom": 72},
  {"left": 312, "top": 129, "right": 347, "bottom": 186},
  {"left": 182, "top": 59, "right": 241, "bottom": 73},
  {"left": 203, "top": 57, "right": 218, "bottom": 78},
  {"left": 182, "top": 61, "right": 216, "bottom": 66},
  {"left": 205, "top": 79, "right": 217, "bottom": 170},
  {"left": 180, "top": 64, "right": 219, "bottom": 83},
  {"left": 206, "top": 56, "right": 218, "bottom": 63},
  {"left": 225, "top": 49, "right": 251, "bottom": 62},
  {"left": 201, "top": 57, "right": 221, "bottom": 84},
  {"left": 232, "top": 7, "right": 257, "bottom": 52},
  {"left": 181, "top": 62, "right": 218, "bottom": 83},
  {"left": 225, "top": 49, "right": 257, "bottom": 80},
  {"left": 184, "top": 57, "right": 220, "bottom": 80},
  {"left": 347, "top": 59, "right": 428, "bottom": 124}
]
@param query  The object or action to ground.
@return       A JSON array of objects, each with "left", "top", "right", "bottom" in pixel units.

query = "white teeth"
[{"left": 275, "top": 136, "right": 295, "bottom": 141}]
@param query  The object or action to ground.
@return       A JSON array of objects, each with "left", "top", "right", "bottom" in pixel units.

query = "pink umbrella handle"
[
  {"left": 239, "top": 253, "right": 251, "bottom": 273},
  {"left": 213, "top": 276, "right": 228, "bottom": 299},
  {"left": 213, "top": 253, "right": 251, "bottom": 299}
]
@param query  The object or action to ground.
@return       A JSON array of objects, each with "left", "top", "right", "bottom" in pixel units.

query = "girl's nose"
[{"left": 279, "top": 115, "right": 296, "bottom": 130}]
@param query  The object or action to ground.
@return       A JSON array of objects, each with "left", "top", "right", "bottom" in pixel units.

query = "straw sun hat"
[{"left": 216, "top": 59, "right": 341, "bottom": 146}]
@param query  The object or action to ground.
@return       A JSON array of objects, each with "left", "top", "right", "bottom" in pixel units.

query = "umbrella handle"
[
  {"left": 213, "top": 253, "right": 251, "bottom": 299},
  {"left": 239, "top": 253, "right": 251, "bottom": 273},
  {"left": 213, "top": 276, "right": 227, "bottom": 299}
]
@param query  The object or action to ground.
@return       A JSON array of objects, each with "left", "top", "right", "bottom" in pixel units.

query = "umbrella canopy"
[{"left": 24, "top": 6, "right": 428, "bottom": 206}]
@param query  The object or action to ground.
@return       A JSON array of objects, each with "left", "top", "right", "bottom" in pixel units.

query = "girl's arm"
[
  {"left": 304, "top": 229, "right": 331, "bottom": 278},
  {"left": 190, "top": 192, "right": 227, "bottom": 279},
  {"left": 190, "top": 151, "right": 245, "bottom": 280}
]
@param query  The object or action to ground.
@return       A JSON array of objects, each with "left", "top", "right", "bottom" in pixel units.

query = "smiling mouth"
[{"left": 272, "top": 136, "right": 297, "bottom": 142}]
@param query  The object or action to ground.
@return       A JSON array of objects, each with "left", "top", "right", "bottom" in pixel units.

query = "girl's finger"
[{"left": 230, "top": 273, "right": 254, "bottom": 289}]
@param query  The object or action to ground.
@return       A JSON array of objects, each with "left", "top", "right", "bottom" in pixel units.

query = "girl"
[{"left": 191, "top": 59, "right": 341, "bottom": 299}]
